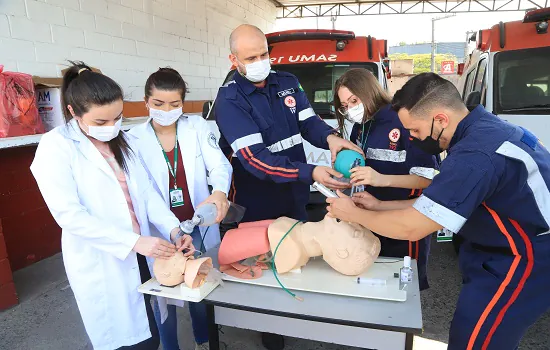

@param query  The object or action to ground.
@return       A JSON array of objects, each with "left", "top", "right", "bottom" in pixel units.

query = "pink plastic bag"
[{"left": 0, "top": 65, "right": 45, "bottom": 138}]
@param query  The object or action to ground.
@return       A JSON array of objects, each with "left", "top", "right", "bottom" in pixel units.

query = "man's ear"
[
  {"left": 229, "top": 54, "right": 238, "bottom": 67},
  {"left": 435, "top": 113, "right": 450, "bottom": 128}
]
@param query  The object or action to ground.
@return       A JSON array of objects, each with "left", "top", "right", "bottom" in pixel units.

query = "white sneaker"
[{"left": 195, "top": 342, "right": 209, "bottom": 350}]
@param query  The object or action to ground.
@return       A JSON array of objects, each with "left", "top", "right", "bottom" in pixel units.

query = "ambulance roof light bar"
[
  {"left": 523, "top": 7, "right": 550, "bottom": 34},
  {"left": 266, "top": 29, "right": 355, "bottom": 44},
  {"left": 523, "top": 7, "right": 550, "bottom": 23}
]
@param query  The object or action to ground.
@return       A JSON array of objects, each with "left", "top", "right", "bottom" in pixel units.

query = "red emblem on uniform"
[
  {"left": 389, "top": 128, "right": 401, "bottom": 142},
  {"left": 284, "top": 96, "right": 296, "bottom": 108}
]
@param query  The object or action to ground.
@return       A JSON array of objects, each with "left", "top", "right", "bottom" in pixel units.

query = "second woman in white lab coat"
[
  {"left": 128, "top": 67, "right": 232, "bottom": 350},
  {"left": 30, "top": 62, "right": 194, "bottom": 350}
]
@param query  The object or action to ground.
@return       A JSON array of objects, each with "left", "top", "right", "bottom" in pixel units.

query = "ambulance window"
[
  {"left": 314, "top": 90, "right": 333, "bottom": 103},
  {"left": 473, "top": 59, "right": 487, "bottom": 92},
  {"left": 494, "top": 46, "right": 550, "bottom": 114},
  {"left": 463, "top": 70, "right": 476, "bottom": 101}
]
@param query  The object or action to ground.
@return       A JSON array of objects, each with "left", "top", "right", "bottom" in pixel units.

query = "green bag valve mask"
[{"left": 334, "top": 150, "right": 366, "bottom": 178}]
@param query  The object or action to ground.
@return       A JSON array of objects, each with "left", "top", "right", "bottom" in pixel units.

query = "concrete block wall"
[
  {"left": 0, "top": 0, "right": 277, "bottom": 101},
  {"left": 0, "top": 219, "right": 19, "bottom": 310}
]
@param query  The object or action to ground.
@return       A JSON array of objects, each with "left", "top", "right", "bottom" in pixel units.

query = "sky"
[{"left": 274, "top": 10, "right": 526, "bottom": 46}]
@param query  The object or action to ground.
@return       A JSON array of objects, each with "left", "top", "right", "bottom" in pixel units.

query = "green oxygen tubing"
[{"left": 270, "top": 220, "right": 304, "bottom": 301}]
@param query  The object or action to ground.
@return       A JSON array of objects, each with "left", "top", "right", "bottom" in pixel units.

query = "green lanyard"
[{"left": 151, "top": 120, "right": 179, "bottom": 189}]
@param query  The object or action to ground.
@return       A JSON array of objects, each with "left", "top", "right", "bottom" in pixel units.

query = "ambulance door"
[{"left": 463, "top": 55, "right": 488, "bottom": 111}]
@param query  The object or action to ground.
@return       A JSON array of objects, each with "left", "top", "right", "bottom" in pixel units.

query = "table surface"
[{"left": 204, "top": 246, "right": 423, "bottom": 334}]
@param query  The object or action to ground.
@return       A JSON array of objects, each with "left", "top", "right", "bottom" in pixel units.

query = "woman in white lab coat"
[
  {"left": 30, "top": 62, "right": 194, "bottom": 350},
  {"left": 128, "top": 67, "right": 232, "bottom": 350}
]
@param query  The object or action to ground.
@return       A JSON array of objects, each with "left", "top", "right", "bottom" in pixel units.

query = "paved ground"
[{"left": 1, "top": 204, "right": 549, "bottom": 350}]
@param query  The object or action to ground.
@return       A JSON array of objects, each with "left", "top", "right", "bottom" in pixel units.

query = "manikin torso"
[
  {"left": 268, "top": 216, "right": 381, "bottom": 276},
  {"left": 218, "top": 215, "right": 381, "bottom": 278}
]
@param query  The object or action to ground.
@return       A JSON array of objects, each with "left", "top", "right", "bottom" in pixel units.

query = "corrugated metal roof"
[{"left": 277, "top": 0, "right": 355, "bottom": 4}]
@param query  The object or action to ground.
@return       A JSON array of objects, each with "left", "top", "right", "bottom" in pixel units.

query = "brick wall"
[
  {"left": 0, "top": 0, "right": 277, "bottom": 101},
  {"left": 0, "top": 219, "right": 19, "bottom": 310},
  {"left": 0, "top": 146, "right": 60, "bottom": 273}
]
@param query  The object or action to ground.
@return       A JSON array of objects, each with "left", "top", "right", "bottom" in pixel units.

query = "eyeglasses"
[
  {"left": 337, "top": 106, "right": 349, "bottom": 116},
  {"left": 337, "top": 95, "right": 358, "bottom": 116}
]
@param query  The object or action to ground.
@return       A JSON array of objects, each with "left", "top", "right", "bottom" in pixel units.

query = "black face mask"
[{"left": 411, "top": 119, "right": 445, "bottom": 155}]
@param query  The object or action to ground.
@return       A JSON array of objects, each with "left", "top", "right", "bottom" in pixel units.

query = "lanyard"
[
  {"left": 151, "top": 120, "right": 179, "bottom": 189},
  {"left": 360, "top": 120, "right": 373, "bottom": 151}
]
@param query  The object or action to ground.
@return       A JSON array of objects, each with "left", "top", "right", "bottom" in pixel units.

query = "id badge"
[
  {"left": 437, "top": 228, "right": 454, "bottom": 242},
  {"left": 169, "top": 188, "right": 184, "bottom": 207}
]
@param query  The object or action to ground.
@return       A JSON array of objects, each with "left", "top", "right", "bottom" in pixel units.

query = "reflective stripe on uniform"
[
  {"left": 413, "top": 194, "right": 466, "bottom": 233},
  {"left": 410, "top": 167, "right": 438, "bottom": 180},
  {"left": 298, "top": 107, "right": 316, "bottom": 121},
  {"left": 496, "top": 141, "right": 550, "bottom": 229},
  {"left": 366, "top": 148, "right": 407, "bottom": 163},
  {"left": 230, "top": 133, "right": 263, "bottom": 153},
  {"left": 267, "top": 134, "right": 303, "bottom": 153}
]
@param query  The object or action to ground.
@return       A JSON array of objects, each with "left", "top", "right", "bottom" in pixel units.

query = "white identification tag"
[
  {"left": 437, "top": 228, "right": 454, "bottom": 242},
  {"left": 170, "top": 188, "right": 184, "bottom": 207}
]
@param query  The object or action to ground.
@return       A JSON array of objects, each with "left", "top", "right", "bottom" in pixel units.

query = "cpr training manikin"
[
  {"left": 153, "top": 254, "right": 213, "bottom": 288},
  {"left": 217, "top": 215, "right": 381, "bottom": 279}
]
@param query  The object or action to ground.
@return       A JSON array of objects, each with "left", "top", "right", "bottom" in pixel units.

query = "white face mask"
[
  {"left": 346, "top": 103, "right": 365, "bottom": 124},
  {"left": 239, "top": 58, "right": 271, "bottom": 83},
  {"left": 149, "top": 106, "right": 182, "bottom": 126},
  {"left": 82, "top": 118, "right": 122, "bottom": 142}
]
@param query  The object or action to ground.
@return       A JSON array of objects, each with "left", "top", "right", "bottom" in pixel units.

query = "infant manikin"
[
  {"left": 153, "top": 253, "right": 213, "bottom": 289},
  {"left": 218, "top": 215, "right": 381, "bottom": 279}
]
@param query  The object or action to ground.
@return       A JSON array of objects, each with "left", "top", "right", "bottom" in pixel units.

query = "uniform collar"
[
  {"left": 449, "top": 105, "right": 485, "bottom": 149},
  {"left": 235, "top": 70, "right": 278, "bottom": 95},
  {"left": 372, "top": 104, "right": 391, "bottom": 121}
]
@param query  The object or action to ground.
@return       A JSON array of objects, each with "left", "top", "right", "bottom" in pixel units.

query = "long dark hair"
[
  {"left": 333, "top": 68, "right": 391, "bottom": 136},
  {"left": 145, "top": 67, "right": 188, "bottom": 101},
  {"left": 62, "top": 61, "right": 133, "bottom": 172}
]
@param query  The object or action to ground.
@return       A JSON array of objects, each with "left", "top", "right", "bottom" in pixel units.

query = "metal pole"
[
  {"left": 431, "top": 18, "right": 436, "bottom": 72},
  {"left": 430, "top": 13, "right": 456, "bottom": 73}
]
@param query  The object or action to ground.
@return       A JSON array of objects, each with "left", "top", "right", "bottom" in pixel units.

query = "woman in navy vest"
[{"left": 333, "top": 68, "right": 438, "bottom": 290}]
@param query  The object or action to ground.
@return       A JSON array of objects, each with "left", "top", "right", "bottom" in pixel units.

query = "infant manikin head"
[{"left": 153, "top": 253, "right": 213, "bottom": 289}]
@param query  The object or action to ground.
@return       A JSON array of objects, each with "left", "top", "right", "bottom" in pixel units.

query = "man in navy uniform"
[
  {"left": 327, "top": 73, "right": 550, "bottom": 349},
  {"left": 214, "top": 24, "right": 362, "bottom": 350},
  {"left": 215, "top": 24, "right": 362, "bottom": 224}
]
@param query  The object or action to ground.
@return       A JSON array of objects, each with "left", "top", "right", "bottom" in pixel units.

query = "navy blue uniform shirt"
[
  {"left": 414, "top": 105, "right": 550, "bottom": 252},
  {"left": 215, "top": 70, "right": 335, "bottom": 221},
  {"left": 350, "top": 105, "right": 438, "bottom": 201}
]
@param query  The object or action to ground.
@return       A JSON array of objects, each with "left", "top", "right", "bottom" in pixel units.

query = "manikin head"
[
  {"left": 268, "top": 215, "right": 381, "bottom": 276},
  {"left": 153, "top": 252, "right": 213, "bottom": 289},
  {"left": 228, "top": 24, "right": 271, "bottom": 83},
  {"left": 313, "top": 216, "right": 381, "bottom": 276},
  {"left": 391, "top": 73, "right": 470, "bottom": 155}
]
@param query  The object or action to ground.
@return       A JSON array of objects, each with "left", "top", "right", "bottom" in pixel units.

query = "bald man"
[
  {"left": 214, "top": 24, "right": 362, "bottom": 350},
  {"left": 215, "top": 24, "right": 361, "bottom": 224}
]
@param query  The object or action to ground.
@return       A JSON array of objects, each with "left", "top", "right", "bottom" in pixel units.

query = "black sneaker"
[{"left": 261, "top": 332, "right": 284, "bottom": 350}]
